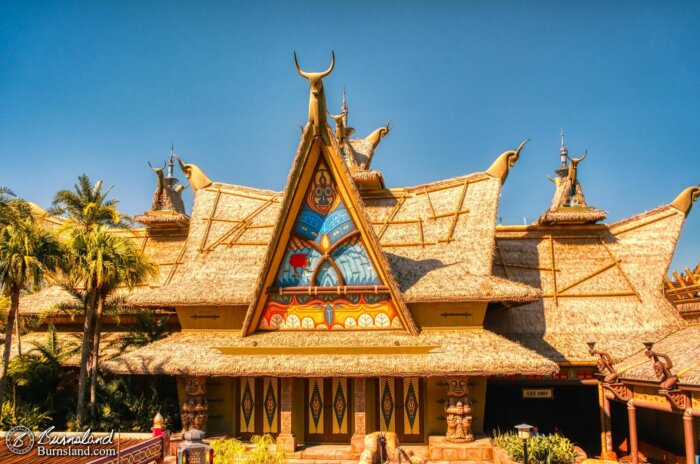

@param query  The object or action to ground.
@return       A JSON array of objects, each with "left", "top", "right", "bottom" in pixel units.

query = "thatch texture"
[
  {"left": 538, "top": 207, "right": 608, "bottom": 225},
  {"left": 19, "top": 285, "right": 80, "bottom": 316},
  {"left": 101, "top": 329, "right": 559, "bottom": 377},
  {"left": 131, "top": 167, "right": 519, "bottom": 307},
  {"left": 486, "top": 205, "right": 687, "bottom": 362},
  {"left": 614, "top": 325, "right": 700, "bottom": 385}
]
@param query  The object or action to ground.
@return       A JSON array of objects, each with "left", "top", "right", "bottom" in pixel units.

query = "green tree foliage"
[
  {"left": 0, "top": 205, "right": 63, "bottom": 410},
  {"left": 52, "top": 174, "right": 132, "bottom": 428}
]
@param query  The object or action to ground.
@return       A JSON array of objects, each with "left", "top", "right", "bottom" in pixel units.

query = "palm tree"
[
  {"left": 52, "top": 174, "right": 130, "bottom": 428},
  {"left": 0, "top": 212, "right": 63, "bottom": 411},
  {"left": 51, "top": 174, "right": 130, "bottom": 232},
  {"left": 88, "top": 234, "right": 156, "bottom": 420}
]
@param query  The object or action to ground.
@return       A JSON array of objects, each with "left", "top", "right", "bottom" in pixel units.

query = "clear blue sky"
[{"left": 1, "top": 1, "right": 698, "bottom": 272}]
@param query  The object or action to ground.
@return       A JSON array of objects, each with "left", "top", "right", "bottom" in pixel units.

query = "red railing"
[{"left": 87, "top": 431, "right": 170, "bottom": 464}]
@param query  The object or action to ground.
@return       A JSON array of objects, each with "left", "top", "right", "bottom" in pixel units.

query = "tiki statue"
[
  {"left": 181, "top": 377, "right": 209, "bottom": 434},
  {"left": 443, "top": 377, "right": 474, "bottom": 442}
]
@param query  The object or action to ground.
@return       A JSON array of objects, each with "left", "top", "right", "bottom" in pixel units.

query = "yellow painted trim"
[
  {"left": 244, "top": 133, "right": 415, "bottom": 335},
  {"left": 319, "top": 144, "right": 414, "bottom": 333},
  {"left": 496, "top": 224, "right": 609, "bottom": 232},
  {"left": 214, "top": 345, "right": 440, "bottom": 355}
]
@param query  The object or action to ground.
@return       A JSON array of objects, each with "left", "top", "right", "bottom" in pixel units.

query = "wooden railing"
[{"left": 87, "top": 431, "right": 170, "bottom": 464}]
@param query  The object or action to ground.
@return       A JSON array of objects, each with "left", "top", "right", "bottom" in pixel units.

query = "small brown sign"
[{"left": 522, "top": 388, "right": 554, "bottom": 399}]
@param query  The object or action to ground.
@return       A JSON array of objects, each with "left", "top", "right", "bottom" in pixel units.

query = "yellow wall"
[
  {"left": 293, "top": 378, "right": 306, "bottom": 442},
  {"left": 207, "top": 377, "right": 234, "bottom": 435},
  {"left": 176, "top": 303, "right": 488, "bottom": 330},
  {"left": 366, "top": 378, "right": 378, "bottom": 434},
  {"left": 177, "top": 305, "right": 248, "bottom": 330},
  {"left": 409, "top": 302, "right": 488, "bottom": 328}
]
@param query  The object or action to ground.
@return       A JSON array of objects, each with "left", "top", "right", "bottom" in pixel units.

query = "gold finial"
[
  {"left": 565, "top": 149, "right": 587, "bottom": 186},
  {"left": 175, "top": 156, "right": 213, "bottom": 192},
  {"left": 361, "top": 120, "right": 392, "bottom": 169},
  {"left": 485, "top": 139, "right": 530, "bottom": 183},
  {"left": 328, "top": 109, "right": 348, "bottom": 144},
  {"left": 148, "top": 161, "right": 167, "bottom": 189},
  {"left": 294, "top": 51, "right": 335, "bottom": 131},
  {"left": 670, "top": 185, "right": 700, "bottom": 216},
  {"left": 153, "top": 412, "right": 164, "bottom": 427}
]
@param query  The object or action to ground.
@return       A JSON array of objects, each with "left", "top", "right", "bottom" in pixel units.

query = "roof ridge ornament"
[
  {"left": 175, "top": 155, "right": 213, "bottom": 192},
  {"left": 294, "top": 51, "right": 335, "bottom": 134},
  {"left": 670, "top": 185, "right": 700, "bottom": 216},
  {"left": 485, "top": 139, "right": 529, "bottom": 184},
  {"left": 361, "top": 119, "right": 392, "bottom": 169}
]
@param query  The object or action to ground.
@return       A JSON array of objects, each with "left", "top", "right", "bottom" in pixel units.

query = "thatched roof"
[
  {"left": 538, "top": 207, "right": 608, "bottom": 226},
  {"left": 614, "top": 325, "right": 700, "bottom": 386},
  {"left": 131, "top": 161, "right": 524, "bottom": 308},
  {"left": 19, "top": 227, "right": 187, "bottom": 316},
  {"left": 100, "top": 329, "right": 559, "bottom": 377},
  {"left": 485, "top": 204, "right": 688, "bottom": 362}
]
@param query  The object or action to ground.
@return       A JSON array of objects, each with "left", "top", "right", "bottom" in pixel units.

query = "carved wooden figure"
[
  {"left": 181, "top": 377, "right": 209, "bottom": 434},
  {"left": 443, "top": 377, "right": 474, "bottom": 442}
]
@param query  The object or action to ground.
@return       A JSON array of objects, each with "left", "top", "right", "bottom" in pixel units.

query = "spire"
[
  {"left": 341, "top": 85, "right": 348, "bottom": 127},
  {"left": 168, "top": 142, "right": 175, "bottom": 179},
  {"left": 538, "top": 136, "right": 607, "bottom": 225},
  {"left": 555, "top": 129, "right": 570, "bottom": 177}
]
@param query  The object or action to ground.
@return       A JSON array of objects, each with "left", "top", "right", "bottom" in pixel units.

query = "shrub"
[
  {"left": 492, "top": 430, "right": 576, "bottom": 464},
  {"left": 211, "top": 434, "right": 286, "bottom": 464},
  {"left": 0, "top": 400, "right": 52, "bottom": 430}
]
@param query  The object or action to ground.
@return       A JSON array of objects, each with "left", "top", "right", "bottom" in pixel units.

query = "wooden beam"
[
  {"left": 599, "top": 238, "right": 641, "bottom": 302},
  {"left": 549, "top": 235, "right": 558, "bottom": 305},
  {"left": 557, "top": 261, "right": 619, "bottom": 294}
]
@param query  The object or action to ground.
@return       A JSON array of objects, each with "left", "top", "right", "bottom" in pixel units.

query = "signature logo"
[{"left": 5, "top": 426, "right": 35, "bottom": 455}]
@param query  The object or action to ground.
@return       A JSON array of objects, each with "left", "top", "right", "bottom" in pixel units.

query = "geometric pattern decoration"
[
  {"left": 262, "top": 377, "right": 279, "bottom": 434},
  {"left": 239, "top": 377, "right": 256, "bottom": 433},
  {"left": 379, "top": 377, "right": 396, "bottom": 433},
  {"left": 331, "top": 378, "right": 349, "bottom": 435},
  {"left": 258, "top": 158, "right": 400, "bottom": 331},
  {"left": 403, "top": 377, "right": 421, "bottom": 435},
  {"left": 308, "top": 377, "right": 325, "bottom": 434}
]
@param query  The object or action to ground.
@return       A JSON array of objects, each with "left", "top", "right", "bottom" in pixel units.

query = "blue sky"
[{"left": 1, "top": 1, "right": 699, "bottom": 272}]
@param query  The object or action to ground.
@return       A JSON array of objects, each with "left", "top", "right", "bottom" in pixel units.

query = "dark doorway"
[{"left": 484, "top": 383, "right": 601, "bottom": 457}]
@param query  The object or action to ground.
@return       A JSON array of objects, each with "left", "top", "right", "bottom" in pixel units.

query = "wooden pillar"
[
  {"left": 598, "top": 384, "right": 616, "bottom": 459},
  {"left": 276, "top": 377, "right": 297, "bottom": 452},
  {"left": 683, "top": 410, "right": 696, "bottom": 464},
  {"left": 627, "top": 401, "right": 638, "bottom": 464},
  {"left": 351, "top": 377, "right": 367, "bottom": 451}
]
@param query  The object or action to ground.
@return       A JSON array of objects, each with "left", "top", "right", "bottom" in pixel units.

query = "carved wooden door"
[
  {"left": 377, "top": 377, "right": 424, "bottom": 443},
  {"left": 237, "top": 377, "right": 280, "bottom": 440},
  {"left": 305, "top": 377, "right": 353, "bottom": 443}
]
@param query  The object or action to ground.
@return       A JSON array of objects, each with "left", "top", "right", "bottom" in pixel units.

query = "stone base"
[
  {"left": 276, "top": 433, "right": 297, "bottom": 453},
  {"left": 351, "top": 434, "right": 365, "bottom": 452},
  {"left": 428, "top": 435, "right": 493, "bottom": 462}
]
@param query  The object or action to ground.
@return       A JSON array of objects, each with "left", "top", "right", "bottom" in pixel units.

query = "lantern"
[{"left": 177, "top": 429, "right": 213, "bottom": 464}]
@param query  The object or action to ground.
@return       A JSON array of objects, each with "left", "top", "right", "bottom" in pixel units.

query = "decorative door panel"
[
  {"left": 305, "top": 377, "right": 353, "bottom": 442},
  {"left": 237, "top": 377, "right": 280, "bottom": 439},
  {"left": 377, "top": 377, "right": 424, "bottom": 443}
]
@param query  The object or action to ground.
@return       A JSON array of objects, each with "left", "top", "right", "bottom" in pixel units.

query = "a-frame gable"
[{"left": 243, "top": 126, "right": 417, "bottom": 335}]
